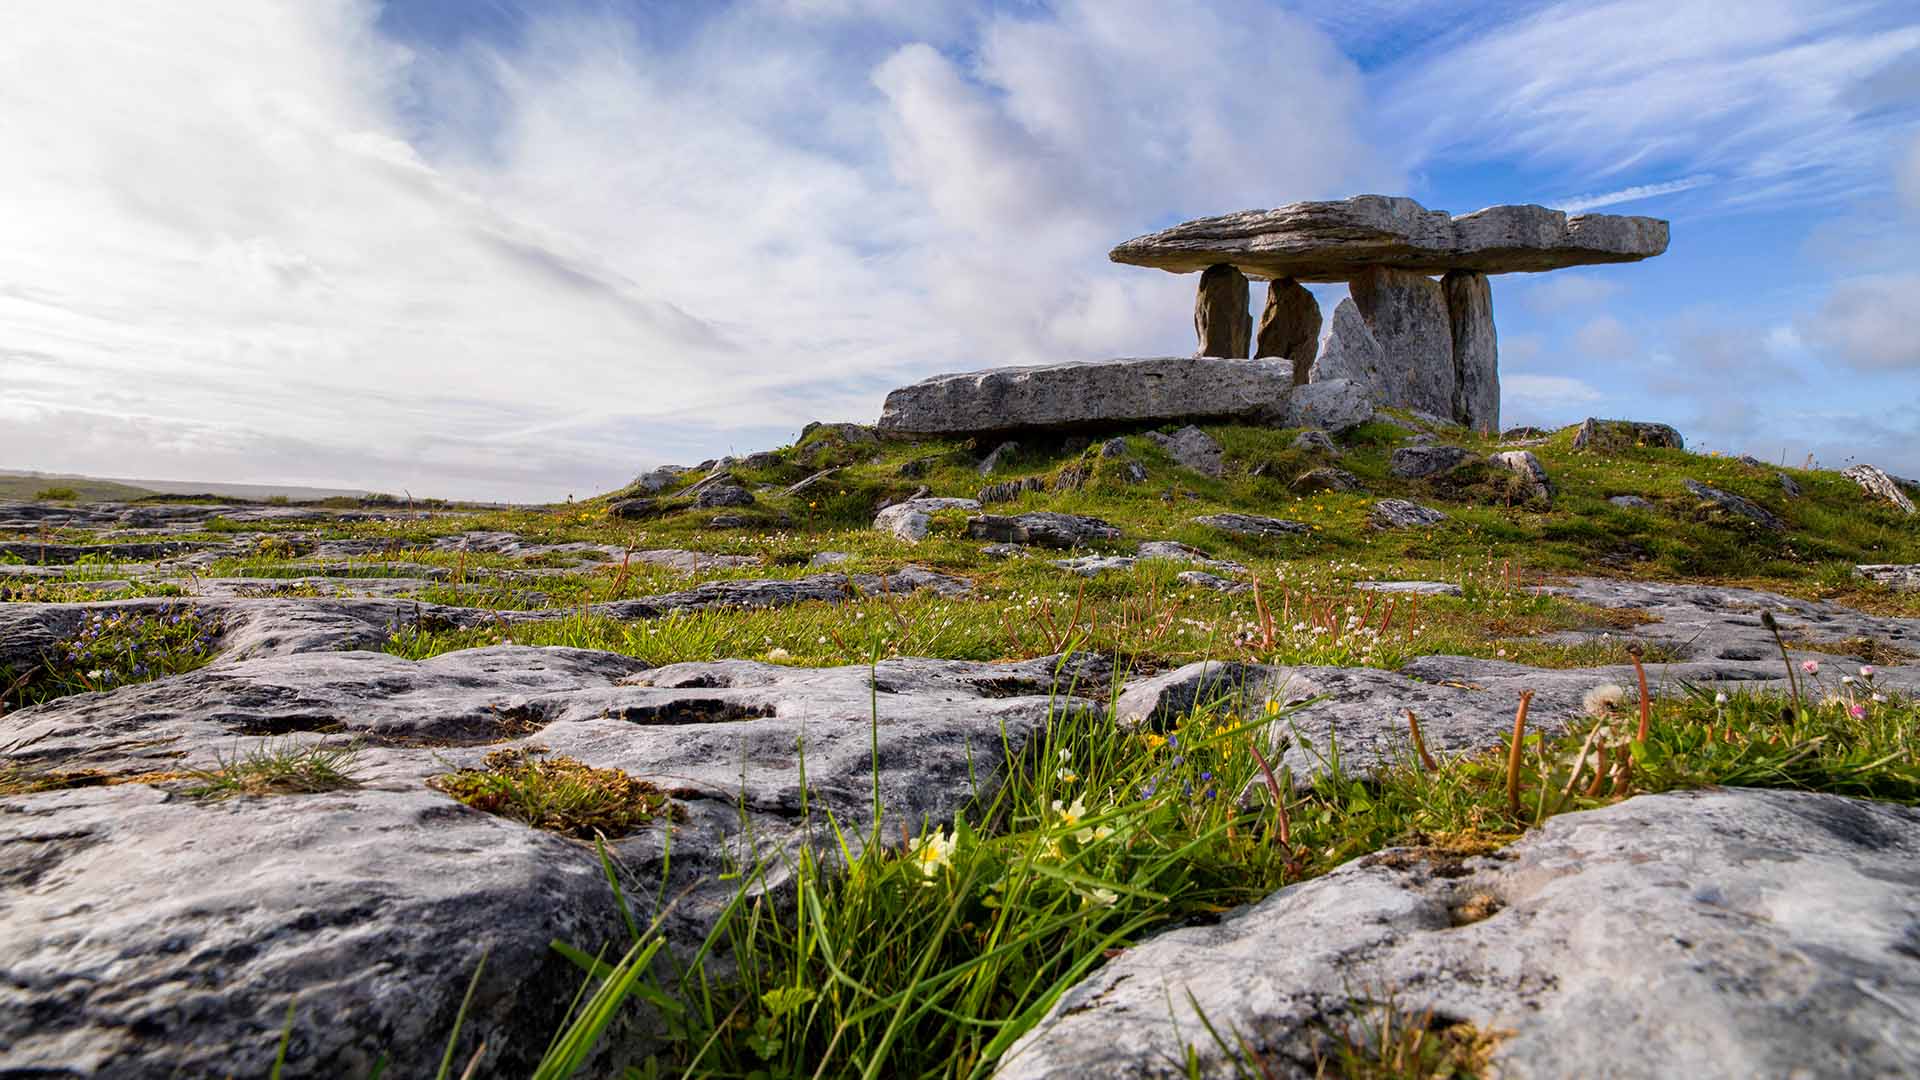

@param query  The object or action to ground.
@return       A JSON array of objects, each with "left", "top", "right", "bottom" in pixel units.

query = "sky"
[{"left": 2, "top": 0, "right": 1918, "bottom": 502}]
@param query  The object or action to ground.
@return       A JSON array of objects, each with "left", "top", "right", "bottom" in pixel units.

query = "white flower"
[
  {"left": 1841, "top": 675, "right": 1854, "bottom": 685},
  {"left": 765, "top": 647, "right": 792, "bottom": 663},
  {"left": 1714, "top": 692, "right": 1729, "bottom": 705},
  {"left": 909, "top": 828, "right": 957, "bottom": 878},
  {"left": 86, "top": 669, "right": 106, "bottom": 680},
  {"left": 1583, "top": 683, "right": 1627, "bottom": 718},
  {"left": 1079, "top": 886, "right": 1119, "bottom": 907},
  {"left": 1051, "top": 797, "right": 1087, "bottom": 831}
]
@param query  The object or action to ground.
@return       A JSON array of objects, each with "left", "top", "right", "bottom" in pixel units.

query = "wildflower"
[
  {"left": 1080, "top": 886, "right": 1119, "bottom": 907},
  {"left": 1801, "top": 660, "right": 1820, "bottom": 675},
  {"left": 1141, "top": 732, "right": 1167, "bottom": 751},
  {"left": 909, "top": 827, "right": 957, "bottom": 879},
  {"left": 86, "top": 668, "right": 106, "bottom": 680},
  {"left": 1841, "top": 675, "right": 1854, "bottom": 685},
  {"left": 1848, "top": 703, "right": 1867, "bottom": 720},
  {"left": 1861, "top": 665, "right": 1876, "bottom": 678},
  {"left": 1714, "top": 691, "right": 1728, "bottom": 705},
  {"left": 1872, "top": 693, "right": 1887, "bottom": 703},
  {"left": 1051, "top": 797, "right": 1087, "bottom": 832},
  {"left": 1583, "top": 683, "right": 1627, "bottom": 718},
  {"left": 765, "top": 647, "right": 792, "bottom": 663}
]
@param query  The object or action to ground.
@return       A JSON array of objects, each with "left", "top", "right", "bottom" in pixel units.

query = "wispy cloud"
[{"left": 1552, "top": 175, "right": 1714, "bottom": 213}]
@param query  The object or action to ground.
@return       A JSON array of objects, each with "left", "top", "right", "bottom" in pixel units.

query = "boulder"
[
  {"left": 966, "top": 512, "right": 1121, "bottom": 549},
  {"left": 607, "top": 497, "right": 663, "bottom": 521},
  {"left": 1000, "top": 789, "right": 1920, "bottom": 1080},
  {"left": 1490, "top": 449, "right": 1553, "bottom": 502},
  {"left": 1388, "top": 445, "right": 1477, "bottom": 480},
  {"left": 630, "top": 465, "right": 691, "bottom": 494},
  {"left": 1348, "top": 267, "right": 1456, "bottom": 421},
  {"left": 877, "top": 357, "right": 1296, "bottom": 438},
  {"left": 1855, "top": 564, "right": 1920, "bottom": 591},
  {"left": 1573, "top": 418, "right": 1684, "bottom": 452},
  {"left": 1135, "top": 541, "right": 1247, "bottom": 575},
  {"left": 1097, "top": 437, "right": 1129, "bottom": 459},
  {"left": 1842, "top": 464, "right": 1917, "bottom": 515},
  {"left": 1684, "top": 479, "right": 1786, "bottom": 532},
  {"left": 1145, "top": 426, "right": 1224, "bottom": 477},
  {"left": 1193, "top": 513, "right": 1308, "bottom": 539},
  {"left": 692, "top": 484, "right": 754, "bottom": 509},
  {"left": 1289, "top": 467, "right": 1361, "bottom": 494},
  {"left": 1253, "top": 278, "right": 1320, "bottom": 382},
  {"left": 1289, "top": 429, "right": 1337, "bottom": 455},
  {"left": 1109, "top": 195, "right": 1670, "bottom": 280},
  {"left": 1369, "top": 499, "right": 1448, "bottom": 529},
  {"left": 873, "top": 497, "right": 980, "bottom": 543},
  {"left": 1279, "top": 377, "right": 1374, "bottom": 434},
  {"left": 1194, "top": 264, "right": 1251, "bottom": 357},
  {"left": 1443, "top": 269, "right": 1499, "bottom": 432},
  {"left": 978, "top": 441, "right": 1021, "bottom": 476}
]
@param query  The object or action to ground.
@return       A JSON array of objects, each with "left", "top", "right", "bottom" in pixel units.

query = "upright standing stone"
[
  {"left": 1444, "top": 270, "right": 1499, "bottom": 432},
  {"left": 1194, "top": 264, "right": 1250, "bottom": 358},
  {"left": 1254, "top": 278, "right": 1321, "bottom": 384},
  {"left": 1347, "top": 266, "right": 1454, "bottom": 418},
  {"left": 1309, "top": 299, "right": 1384, "bottom": 394}
]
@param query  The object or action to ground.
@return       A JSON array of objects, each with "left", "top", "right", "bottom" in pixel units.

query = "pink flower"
[
  {"left": 1860, "top": 665, "right": 1876, "bottom": 678},
  {"left": 1800, "top": 660, "right": 1820, "bottom": 675},
  {"left": 1849, "top": 703, "right": 1867, "bottom": 720}
]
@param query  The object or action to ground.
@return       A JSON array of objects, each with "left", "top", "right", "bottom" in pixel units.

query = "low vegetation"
[
  {"left": 428, "top": 746, "right": 687, "bottom": 839},
  {"left": 182, "top": 739, "right": 365, "bottom": 800}
]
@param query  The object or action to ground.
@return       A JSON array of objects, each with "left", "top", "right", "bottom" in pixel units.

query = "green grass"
[
  {"left": 428, "top": 746, "right": 688, "bottom": 839},
  {"left": 517, "top": 657, "right": 1920, "bottom": 1078},
  {"left": 0, "top": 605, "right": 224, "bottom": 714},
  {"left": 182, "top": 740, "right": 365, "bottom": 800}
]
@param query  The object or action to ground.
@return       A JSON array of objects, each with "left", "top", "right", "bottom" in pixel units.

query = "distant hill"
[{"left": 0, "top": 469, "right": 368, "bottom": 503}]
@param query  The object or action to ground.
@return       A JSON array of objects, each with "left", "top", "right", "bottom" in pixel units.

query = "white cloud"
[
  {"left": 1501, "top": 332, "right": 1545, "bottom": 367},
  {"left": 1502, "top": 373, "right": 1604, "bottom": 417},
  {"left": 1574, "top": 315, "right": 1639, "bottom": 358},
  {"left": 1553, "top": 175, "right": 1715, "bottom": 213},
  {"left": 1901, "top": 130, "right": 1920, "bottom": 212},
  {"left": 0, "top": 1, "right": 1383, "bottom": 500},
  {"left": 1516, "top": 273, "right": 1625, "bottom": 315},
  {"left": 1799, "top": 274, "right": 1920, "bottom": 371},
  {"left": 1382, "top": 0, "right": 1920, "bottom": 210}
]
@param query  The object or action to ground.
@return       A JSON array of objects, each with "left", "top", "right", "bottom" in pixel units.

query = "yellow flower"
[
  {"left": 910, "top": 827, "right": 957, "bottom": 878},
  {"left": 1051, "top": 796, "right": 1087, "bottom": 831},
  {"left": 1141, "top": 732, "right": 1167, "bottom": 751}
]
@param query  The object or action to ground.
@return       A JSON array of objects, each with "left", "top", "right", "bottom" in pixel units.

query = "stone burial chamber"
[{"left": 1110, "top": 194, "right": 1670, "bottom": 433}]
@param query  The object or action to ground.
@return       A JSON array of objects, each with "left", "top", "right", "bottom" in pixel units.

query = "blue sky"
[{"left": 2, "top": 0, "right": 1917, "bottom": 501}]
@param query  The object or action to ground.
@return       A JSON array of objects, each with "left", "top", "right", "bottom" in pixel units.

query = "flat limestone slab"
[
  {"left": 1111, "top": 195, "right": 1668, "bottom": 281},
  {"left": 878, "top": 356, "right": 1295, "bottom": 436}
]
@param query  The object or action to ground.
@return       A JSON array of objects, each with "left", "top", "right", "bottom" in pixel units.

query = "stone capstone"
[
  {"left": 1253, "top": 278, "right": 1320, "bottom": 382},
  {"left": 1109, "top": 195, "right": 1669, "bottom": 280},
  {"left": 966, "top": 512, "right": 1121, "bottom": 549},
  {"left": 876, "top": 357, "right": 1296, "bottom": 438},
  {"left": 999, "top": 789, "right": 1920, "bottom": 1080},
  {"left": 1194, "top": 264, "right": 1252, "bottom": 358},
  {"left": 1573, "top": 418, "right": 1684, "bottom": 452}
]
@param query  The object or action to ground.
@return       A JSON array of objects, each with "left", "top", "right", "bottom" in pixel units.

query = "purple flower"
[
  {"left": 1860, "top": 665, "right": 1876, "bottom": 679},
  {"left": 1800, "top": 660, "right": 1820, "bottom": 675},
  {"left": 1849, "top": 703, "right": 1867, "bottom": 720}
]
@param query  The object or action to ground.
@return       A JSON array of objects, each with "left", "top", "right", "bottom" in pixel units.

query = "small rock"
[
  {"left": 1355, "top": 580, "right": 1462, "bottom": 596},
  {"left": 1122, "top": 462, "right": 1148, "bottom": 484},
  {"left": 1502, "top": 425, "right": 1547, "bottom": 440},
  {"left": 1053, "top": 464, "right": 1090, "bottom": 492},
  {"left": 1145, "top": 426, "right": 1224, "bottom": 477},
  {"left": 895, "top": 456, "right": 943, "bottom": 479},
  {"left": 607, "top": 497, "right": 662, "bottom": 520},
  {"left": 1176, "top": 570, "right": 1250, "bottom": 594},
  {"left": 1609, "top": 494, "right": 1656, "bottom": 510},
  {"left": 978, "top": 441, "right": 1021, "bottom": 476},
  {"left": 738, "top": 451, "right": 782, "bottom": 470},
  {"left": 1842, "top": 464, "right": 1917, "bottom": 515},
  {"left": 1289, "top": 467, "right": 1361, "bottom": 494},
  {"left": 1282, "top": 377, "right": 1375, "bottom": 434},
  {"left": 1778, "top": 472, "right": 1802, "bottom": 498},
  {"left": 808, "top": 551, "right": 851, "bottom": 567},
  {"left": 1290, "top": 429, "right": 1337, "bottom": 455},
  {"left": 1389, "top": 445, "right": 1478, "bottom": 480},
  {"left": 873, "top": 497, "right": 981, "bottom": 543},
  {"left": 1369, "top": 499, "right": 1448, "bottom": 529},
  {"left": 977, "top": 477, "right": 1048, "bottom": 505},
  {"left": 1684, "top": 479, "right": 1785, "bottom": 531},
  {"left": 693, "top": 484, "right": 755, "bottom": 509},
  {"left": 1572, "top": 417, "right": 1684, "bottom": 452},
  {"left": 631, "top": 465, "right": 691, "bottom": 494},
  {"left": 980, "top": 543, "right": 1029, "bottom": 559},
  {"left": 797, "top": 421, "right": 877, "bottom": 445},
  {"left": 784, "top": 469, "right": 840, "bottom": 497},
  {"left": 1098, "top": 437, "right": 1129, "bottom": 459},
  {"left": 1053, "top": 555, "right": 1136, "bottom": 577},
  {"left": 1194, "top": 263, "right": 1251, "bottom": 357},
  {"left": 1490, "top": 449, "right": 1553, "bottom": 502},
  {"left": 966, "top": 512, "right": 1121, "bottom": 549},
  {"left": 1854, "top": 564, "right": 1920, "bottom": 591},
  {"left": 1137, "top": 540, "right": 1248, "bottom": 574},
  {"left": 1193, "top": 513, "right": 1308, "bottom": 539}
]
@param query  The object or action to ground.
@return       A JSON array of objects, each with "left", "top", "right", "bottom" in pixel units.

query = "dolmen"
[{"left": 1110, "top": 195, "right": 1669, "bottom": 432}]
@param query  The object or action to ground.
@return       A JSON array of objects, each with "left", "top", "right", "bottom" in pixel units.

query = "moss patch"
[{"left": 428, "top": 747, "right": 685, "bottom": 839}]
